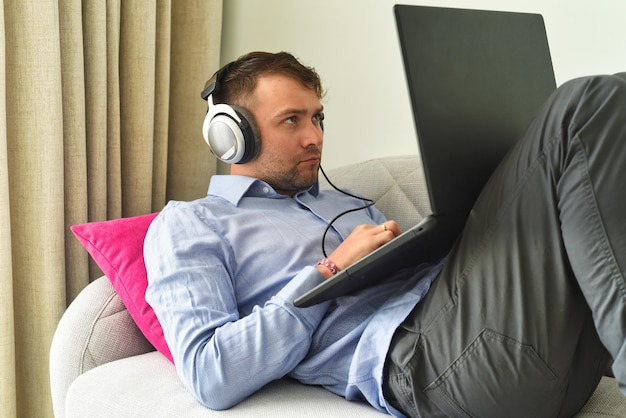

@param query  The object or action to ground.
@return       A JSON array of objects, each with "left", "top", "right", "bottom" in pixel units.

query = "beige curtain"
[{"left": 0, "top": 1, "right": 222, "bottom": 417}]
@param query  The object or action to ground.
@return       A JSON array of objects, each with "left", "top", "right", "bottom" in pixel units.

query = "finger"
[{"left": 380, "top": 221, "right": 402, "bottom": 237}]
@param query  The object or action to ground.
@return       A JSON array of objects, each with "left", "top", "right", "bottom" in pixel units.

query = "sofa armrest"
[{"left": 50, "top": 276, "right": 155, "bottom": 417}]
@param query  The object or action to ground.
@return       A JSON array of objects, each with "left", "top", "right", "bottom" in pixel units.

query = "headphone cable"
[{"left": 318, "top": 165, "right": 375, "bottom": 258}]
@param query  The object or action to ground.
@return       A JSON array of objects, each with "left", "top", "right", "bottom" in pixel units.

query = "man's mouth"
[{"left": 302, "top": 155, "right": 321, "bottom": 164}]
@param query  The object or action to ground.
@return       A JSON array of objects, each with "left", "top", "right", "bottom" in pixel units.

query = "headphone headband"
[{"left": 201, "top": 63, "right": 233, "bottom": 101}]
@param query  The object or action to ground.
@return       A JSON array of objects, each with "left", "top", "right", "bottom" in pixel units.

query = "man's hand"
[{"left": 316, "top": 221, "right": 402, "bottom": 279}]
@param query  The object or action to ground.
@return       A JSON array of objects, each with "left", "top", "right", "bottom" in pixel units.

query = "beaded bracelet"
[{"left": 316, "top": 258, "right": 339, "bottom": 275}]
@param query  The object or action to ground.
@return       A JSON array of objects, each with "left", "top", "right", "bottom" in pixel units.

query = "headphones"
[{"left": 200, "top": 63, "right": 261, "bottom": 164}]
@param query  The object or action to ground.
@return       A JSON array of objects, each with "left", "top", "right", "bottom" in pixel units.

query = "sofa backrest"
[{"left": 322, "top": 155, "right": 431, "bottom": 233}]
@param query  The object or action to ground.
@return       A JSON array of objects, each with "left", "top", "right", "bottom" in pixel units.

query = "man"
[{"left": 144, "top": 51, "right": 626, "bottom": 417}]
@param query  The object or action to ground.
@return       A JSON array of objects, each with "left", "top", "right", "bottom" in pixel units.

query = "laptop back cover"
[{"left": 395, "top": 5, "right": 556, "bottom": 221}]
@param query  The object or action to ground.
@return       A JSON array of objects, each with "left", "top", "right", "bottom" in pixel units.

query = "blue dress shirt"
[{"left": 144, "top": 175, "right": 443, "bottom": 415}]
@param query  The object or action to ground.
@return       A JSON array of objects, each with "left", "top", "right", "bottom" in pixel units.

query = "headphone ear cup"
[
  {"left": 202, "top": 103, "right": 261, "bottom": 164},
  {"left": 230, "top": 105, "right": 261, "bottom": 164}
]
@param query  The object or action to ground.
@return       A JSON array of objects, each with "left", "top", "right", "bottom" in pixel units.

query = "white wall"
[{"left": 221, "top": 0, "right": 626, "bottom": 170}]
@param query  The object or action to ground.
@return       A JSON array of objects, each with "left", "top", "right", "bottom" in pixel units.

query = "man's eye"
[
  {"left": 285, "top": 116, "right": 297, "bottom": 124},
  {"left": 313, "top": 113, "right": 325, "bottom": 123}
]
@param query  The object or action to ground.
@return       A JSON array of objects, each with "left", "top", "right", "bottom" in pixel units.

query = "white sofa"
[{"left": 50, "top": 156, "right": 626, "bottom": 417}]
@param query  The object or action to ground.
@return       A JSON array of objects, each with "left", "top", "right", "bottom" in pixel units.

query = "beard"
[{"left": 259, "top": 147, "right": 321, "bottom": 195}]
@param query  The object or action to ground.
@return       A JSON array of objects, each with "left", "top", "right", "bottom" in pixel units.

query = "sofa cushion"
[
  {"left": 65, "top": 352, "right": 388, "bottom": 418},
  {"left": 65, "top": 352, "right": 625, "bottom": 418},
  {"left": 71, "top": 213, "right": 173, "bottom": 362}
]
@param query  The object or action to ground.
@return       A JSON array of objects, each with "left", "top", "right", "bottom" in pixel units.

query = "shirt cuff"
[{"left": 273, "top": 266, "right": 330, "bottom": 323}]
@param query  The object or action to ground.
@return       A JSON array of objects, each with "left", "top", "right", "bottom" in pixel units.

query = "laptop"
[{"left": 294, "top": 5, "right": 556, "bottom": 308}]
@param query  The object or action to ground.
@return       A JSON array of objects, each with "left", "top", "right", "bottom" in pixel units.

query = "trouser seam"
[{"left": 570, "top": 134, "right": 626, "bottom": 299}]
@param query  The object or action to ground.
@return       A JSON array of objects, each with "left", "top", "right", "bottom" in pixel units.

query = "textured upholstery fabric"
[
  {"left": 50, "top": 275, "right": 155, "bottom": 418},
  {"left": 576, "top": 377, "right": 626, "bottom": 417},
  {"left": 50, "top": 156, "right": 626, "bottom": 417},
  {"left": 65, "top": 352, "right": 387, "bottom": 418},
  {"left": 320, "top": 156, "right": 431, "bottom": 233}
]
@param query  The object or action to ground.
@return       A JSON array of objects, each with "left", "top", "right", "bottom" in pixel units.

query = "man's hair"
[{"left": 213, "top": 51, "right": 324, "bottom": 106}]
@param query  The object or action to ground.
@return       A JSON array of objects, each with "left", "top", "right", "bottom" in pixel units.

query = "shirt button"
[{"left": 263, "top": 187, "right": 270, "bottom": 194}]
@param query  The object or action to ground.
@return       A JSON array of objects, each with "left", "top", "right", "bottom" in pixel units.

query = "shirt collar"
[{"left": 208, "top": 175, "right": 320, "bottom": 206}]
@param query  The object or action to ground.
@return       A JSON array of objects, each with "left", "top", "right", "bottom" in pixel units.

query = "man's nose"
[{"left": 303, "top": 120, "right": 323, "bottom": 146}]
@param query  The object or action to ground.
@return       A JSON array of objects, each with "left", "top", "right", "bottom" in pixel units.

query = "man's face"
[{"left": 231, "top": 73, "right": 324, "bottom": 196}]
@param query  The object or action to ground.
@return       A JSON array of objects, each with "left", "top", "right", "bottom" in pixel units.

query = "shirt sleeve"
[{"left": 144, "top": 202, "right": 330, "bottom": 410}]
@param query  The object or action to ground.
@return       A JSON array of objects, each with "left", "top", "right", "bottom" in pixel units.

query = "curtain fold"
[
  {"left": 60, "top": 0, "right": 90, "bottom": 305},
  {"left": 120, "top": 0, "right": 158, "bottom": 217},
  {"left": 0, "top": 1, "right": 222, "bottom": 417},
  {"left": 0, "top": 5, "right": 17, "bottom": 418},
  {"left": 167, "top": 1, "right": 221, "bottom": 203}
]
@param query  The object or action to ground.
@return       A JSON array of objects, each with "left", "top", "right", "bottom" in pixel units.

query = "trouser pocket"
[{"left": 423, "top": 329, "right": 559, "bottom": 418}]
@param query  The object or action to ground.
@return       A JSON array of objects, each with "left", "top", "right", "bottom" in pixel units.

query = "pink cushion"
[{"left": 71, "top": 213, "right": 173, "bottom": 362}]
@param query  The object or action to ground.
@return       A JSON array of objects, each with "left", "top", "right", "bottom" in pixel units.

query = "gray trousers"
[{"left": 384, "top": 73, "right": 626, "bottom": 417}]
